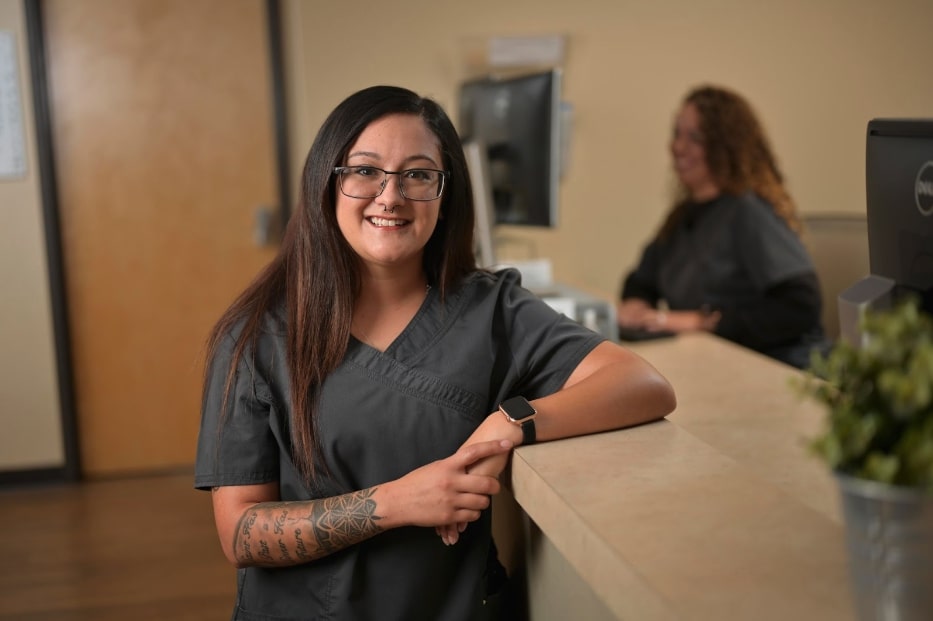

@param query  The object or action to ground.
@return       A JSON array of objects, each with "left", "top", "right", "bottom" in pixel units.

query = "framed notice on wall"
[{"left": 0, "top": 30, "right": 27, "bottom": 179}]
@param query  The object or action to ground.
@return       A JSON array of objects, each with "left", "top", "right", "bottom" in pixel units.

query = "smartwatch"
[{"left": 499, "top": 396, "right": 537, "bottom": 445}]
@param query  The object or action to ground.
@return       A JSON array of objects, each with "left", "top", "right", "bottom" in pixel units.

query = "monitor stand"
[{"left": 837, "top": 275, "right": 895, "bottom": 347}]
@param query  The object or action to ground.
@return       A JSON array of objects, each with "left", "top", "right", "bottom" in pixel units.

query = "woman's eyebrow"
[
  {"left": 345, "top": 150, "right": 380, "bottom": 161},
  {"left": 346, "top": 151, "right": 440, "bottom": 167}
]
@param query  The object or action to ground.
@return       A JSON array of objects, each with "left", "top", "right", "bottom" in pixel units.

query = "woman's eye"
[
  {"left": 353, "top": 166, "right": 379, "bottom": 177},
  {"left": 404, "top": 169, "right": 431, "bottom": 182}
]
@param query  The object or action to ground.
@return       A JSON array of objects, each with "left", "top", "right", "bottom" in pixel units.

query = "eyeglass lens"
[{"left": 337, "top": 167, "right": 444, "bottom": 201}]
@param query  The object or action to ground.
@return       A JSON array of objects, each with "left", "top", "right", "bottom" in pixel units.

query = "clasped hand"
[{"left": 394, "top": 438, "right": 513, "bottom": 546}]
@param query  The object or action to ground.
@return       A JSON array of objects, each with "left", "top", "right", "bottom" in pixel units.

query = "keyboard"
[{"left": 617, "top": 326, "right": 677, "bottom": 342}]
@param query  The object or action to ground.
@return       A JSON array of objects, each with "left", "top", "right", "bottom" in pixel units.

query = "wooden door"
[{"left": 42, "top": 0, "right": 280, "bottom": 476}]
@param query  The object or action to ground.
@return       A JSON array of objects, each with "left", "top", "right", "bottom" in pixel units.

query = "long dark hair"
[
  {"left": 658, "top": 85, "right": 801, "bottom": 240},
  {"left": 204, "top": 85, "right": 477, "bottom": 484}
]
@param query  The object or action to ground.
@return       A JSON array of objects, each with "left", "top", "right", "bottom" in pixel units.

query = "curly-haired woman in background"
[{"left": 617, "top": 85, "right": 826, "bottom": 368}]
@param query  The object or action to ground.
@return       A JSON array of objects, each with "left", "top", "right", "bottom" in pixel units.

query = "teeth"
[{"left": 369, "top": 217, "right": 405, "bottom": 227}]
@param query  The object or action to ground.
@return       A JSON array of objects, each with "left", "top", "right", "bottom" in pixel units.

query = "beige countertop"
[{"left": 510, "top": 332, "right": 854, "bottom": 621}]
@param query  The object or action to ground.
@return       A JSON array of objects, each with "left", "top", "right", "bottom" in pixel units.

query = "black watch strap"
[{"left": 517, "top": 419, "right": 536, "bottom": 445}]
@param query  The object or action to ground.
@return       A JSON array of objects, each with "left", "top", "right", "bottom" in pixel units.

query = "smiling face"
[
  {"left": 670, "top": 102, "right": 719, "bottom": 201},
  {"left": 335, "top": 114, "right": 444, "bottom": 274}
]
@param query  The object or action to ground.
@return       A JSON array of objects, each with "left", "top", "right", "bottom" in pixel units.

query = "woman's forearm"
[
  {"left": 462, "top": 344, "right": 675, "bottom": 456},
  {"left": 220, "top": 440, "right": 512, "bottom": 566},
  {"left": 231, "top": 489, "right": 384, "bottom": 568},
  {"left": 532, "top": 343, "right": 676, "bottom": 442}
]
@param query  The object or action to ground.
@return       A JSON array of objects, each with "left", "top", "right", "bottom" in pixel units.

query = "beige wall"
[
  {"left": 0, "top": 0, "right": 64, "bottom": 470},
  {"left": 4, "top": 0, "right": 933, "bottom": 473},
  {"left": 283, "top": 0, "right": 933, "bottom": 298}
]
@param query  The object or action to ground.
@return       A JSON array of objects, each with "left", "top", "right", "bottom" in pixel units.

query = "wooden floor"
[{"left": 0, "top": 473, "right": 237, "bottom": 620}]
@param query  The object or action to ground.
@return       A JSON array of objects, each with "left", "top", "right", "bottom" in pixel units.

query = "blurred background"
[{"left": 3, "top": 0, "right": 933, "bottom": 486}]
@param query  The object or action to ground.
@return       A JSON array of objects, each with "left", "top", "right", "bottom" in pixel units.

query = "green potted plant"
[{"left": 797, "top": 297, "right": 933, "bottom": 621}]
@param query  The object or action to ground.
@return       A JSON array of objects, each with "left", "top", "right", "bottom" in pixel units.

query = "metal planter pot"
[{"left": 836, "top": 473, "right": 933, "bottom": 621}]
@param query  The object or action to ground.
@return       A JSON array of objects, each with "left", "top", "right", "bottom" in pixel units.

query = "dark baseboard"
[{"left": 0, "top": 466, "right": 73, "bottom": 489}]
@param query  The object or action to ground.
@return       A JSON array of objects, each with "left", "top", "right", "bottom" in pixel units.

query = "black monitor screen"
[
  {"left": 866, "top": 118, "right": 933, "bottom": 313},
  {"left": 458, "top": 70, "right": 561, "bottom": 228}
]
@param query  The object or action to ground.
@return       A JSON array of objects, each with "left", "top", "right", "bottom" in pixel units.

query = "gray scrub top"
[
  {"left": 195, "top": 268, "right": 604, "bottom": 621},
  {"left": 642, "top": 192, "right": 815, "bottom": 311}
]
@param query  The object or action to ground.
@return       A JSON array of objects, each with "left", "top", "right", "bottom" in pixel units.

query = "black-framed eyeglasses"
[{"left": 333, "top": 166, "right": 449, "bottom": 201}]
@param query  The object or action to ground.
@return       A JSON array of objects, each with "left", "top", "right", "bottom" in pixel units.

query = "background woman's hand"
[
  {"left": 618, "top": 298, "right": 720, "bottom": 333},
  {"left": 649, "top": 308, "right": 721, "bottom": 333},
  {"left": 617, "top": 299, "right": 654, "bottom": 327}
]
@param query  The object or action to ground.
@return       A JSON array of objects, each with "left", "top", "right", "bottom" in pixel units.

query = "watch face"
[{"left": 501, "top": 396, "right": 536, "bottom": 422}]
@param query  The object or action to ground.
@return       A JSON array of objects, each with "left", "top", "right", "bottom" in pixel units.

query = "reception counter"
[{"left": 506, "top": 332, "right": 854, "bottom": 620}]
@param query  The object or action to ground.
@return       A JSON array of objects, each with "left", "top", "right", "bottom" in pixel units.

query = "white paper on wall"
[
  {"left": 0, "top": 30, "right": 27, "bottom": 180},
  {"left": 487, "top": 35, "right": 565, "bottom": 68}
]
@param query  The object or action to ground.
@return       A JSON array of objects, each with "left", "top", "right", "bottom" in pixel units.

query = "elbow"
[
  {"left": 219, "top": 540, "right": 245, "bottom": 568},
  {"left": 229, "top": 553, "right": 247, "bottom": 569},
  {"left": 227, "top": 548, "right": 261, "bottom": 570},
  {"left": 216, "top": 521, "right": 257, "bottom": 569},
  {"left": 221, "top": 535, "right": 266, "bottom": 569},
  {"left": 653, "top": 373, "right": 677, "bottom": 420},
  {"left": 613, "top": 360, "right": 677, "bottom": 427},
  {"left": 631, "top": 362, "right": 676, "bottom": 423}
]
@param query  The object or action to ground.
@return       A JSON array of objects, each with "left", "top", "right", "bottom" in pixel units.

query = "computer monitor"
[
  {"left": 865, "top": 118, "right": 933, "bottom": 314},
  {"left": 458, "top": 69, "right": 562, "bottom": 228},
  {"left": 462, "top": 140, "right": 497, "bottom": 268}
]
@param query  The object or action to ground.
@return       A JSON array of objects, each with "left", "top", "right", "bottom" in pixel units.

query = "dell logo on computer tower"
[{"left": 916, "top": 161, "right": 933, "bottom": 216}]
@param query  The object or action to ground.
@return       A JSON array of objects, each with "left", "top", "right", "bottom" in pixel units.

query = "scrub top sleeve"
[
  {"left": 194, "top": 334, "right": 279, "bottom": 490},
  {"left": 621, "top": 241, "right": 662, "bottom": 303},
  {"left": 736, "top": 198, "right": 815, "bottom": 289},
  {"left": 499, "top": 271, "right": 605, "bottom": 400}
]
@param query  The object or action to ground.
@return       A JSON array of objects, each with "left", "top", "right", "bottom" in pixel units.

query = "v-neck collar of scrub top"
[{"left": 347, "top": 279, "right": 467, "bottom": 362}]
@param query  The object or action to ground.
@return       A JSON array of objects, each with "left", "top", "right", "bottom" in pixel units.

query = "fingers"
[
  {"left": 437, "top": 516, "right": 473, "bottom": 546},
  {"left": 437, "top": 521, "right": 470, "bottom": 546},
  {"left": 401, "top": 440, "right": 513, "bottom": 544},
  {"left": 453, "top": 439, "right": 513, "bottom": 470},
  {"left": 438, "top": 523, "right": 458, "bottom": 546},
  {"left": 644, "top": 312, "right": 669, "bottom": 332},
  {"left": 650, "top": 309, "right": 667, "bottom": 330},
  {"left": 618, "top": 299, "right": 653, "bottom": 326}
]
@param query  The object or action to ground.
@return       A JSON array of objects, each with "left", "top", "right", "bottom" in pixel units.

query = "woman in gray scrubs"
[
  {"left": 196, "top": 85, "right": 676, "bottom": 621},
  {"left": 618, "top": 85, "right": 827, "bottom": 368}
]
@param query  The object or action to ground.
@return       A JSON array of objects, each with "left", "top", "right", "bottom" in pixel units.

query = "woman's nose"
[{"left": 379, "top": 173, "right": 405, "bottom": 204}]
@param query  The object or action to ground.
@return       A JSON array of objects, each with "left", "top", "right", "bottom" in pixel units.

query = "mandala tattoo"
[
  {"left": 309, "top": 488, "right": 382, "bottom": 554},
  {"left": 233, "top": 487, "right": 384, "bottom": 565}
]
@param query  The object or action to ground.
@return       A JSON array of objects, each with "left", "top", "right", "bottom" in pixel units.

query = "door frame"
[{"left": 7, "top": 0, "right": 290, "bottom": 485}]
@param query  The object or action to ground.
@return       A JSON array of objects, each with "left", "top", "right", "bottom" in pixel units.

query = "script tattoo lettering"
[
  {"left": 274, "top": 510, "right": 288, "bottom": 535},
  {"left": 277, "top": 539, "right": 291, "bottom": 561},
  {"left": 294, "top": 528, "right": 310, "bottom": 560},
  {"left": 258, "top": 540, "right": 273, "bottom": 562},
  {"left": 234, "top": 510, "right": 258, "bottom": 563}
]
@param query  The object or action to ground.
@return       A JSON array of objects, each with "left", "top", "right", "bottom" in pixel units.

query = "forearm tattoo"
[{"left": 232, "top": 487, "right": 383, "bottom": 566}]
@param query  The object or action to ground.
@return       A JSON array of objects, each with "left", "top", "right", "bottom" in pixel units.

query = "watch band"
[{"left": 517, "top": 418, "right": 536, "bottom": 445}]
